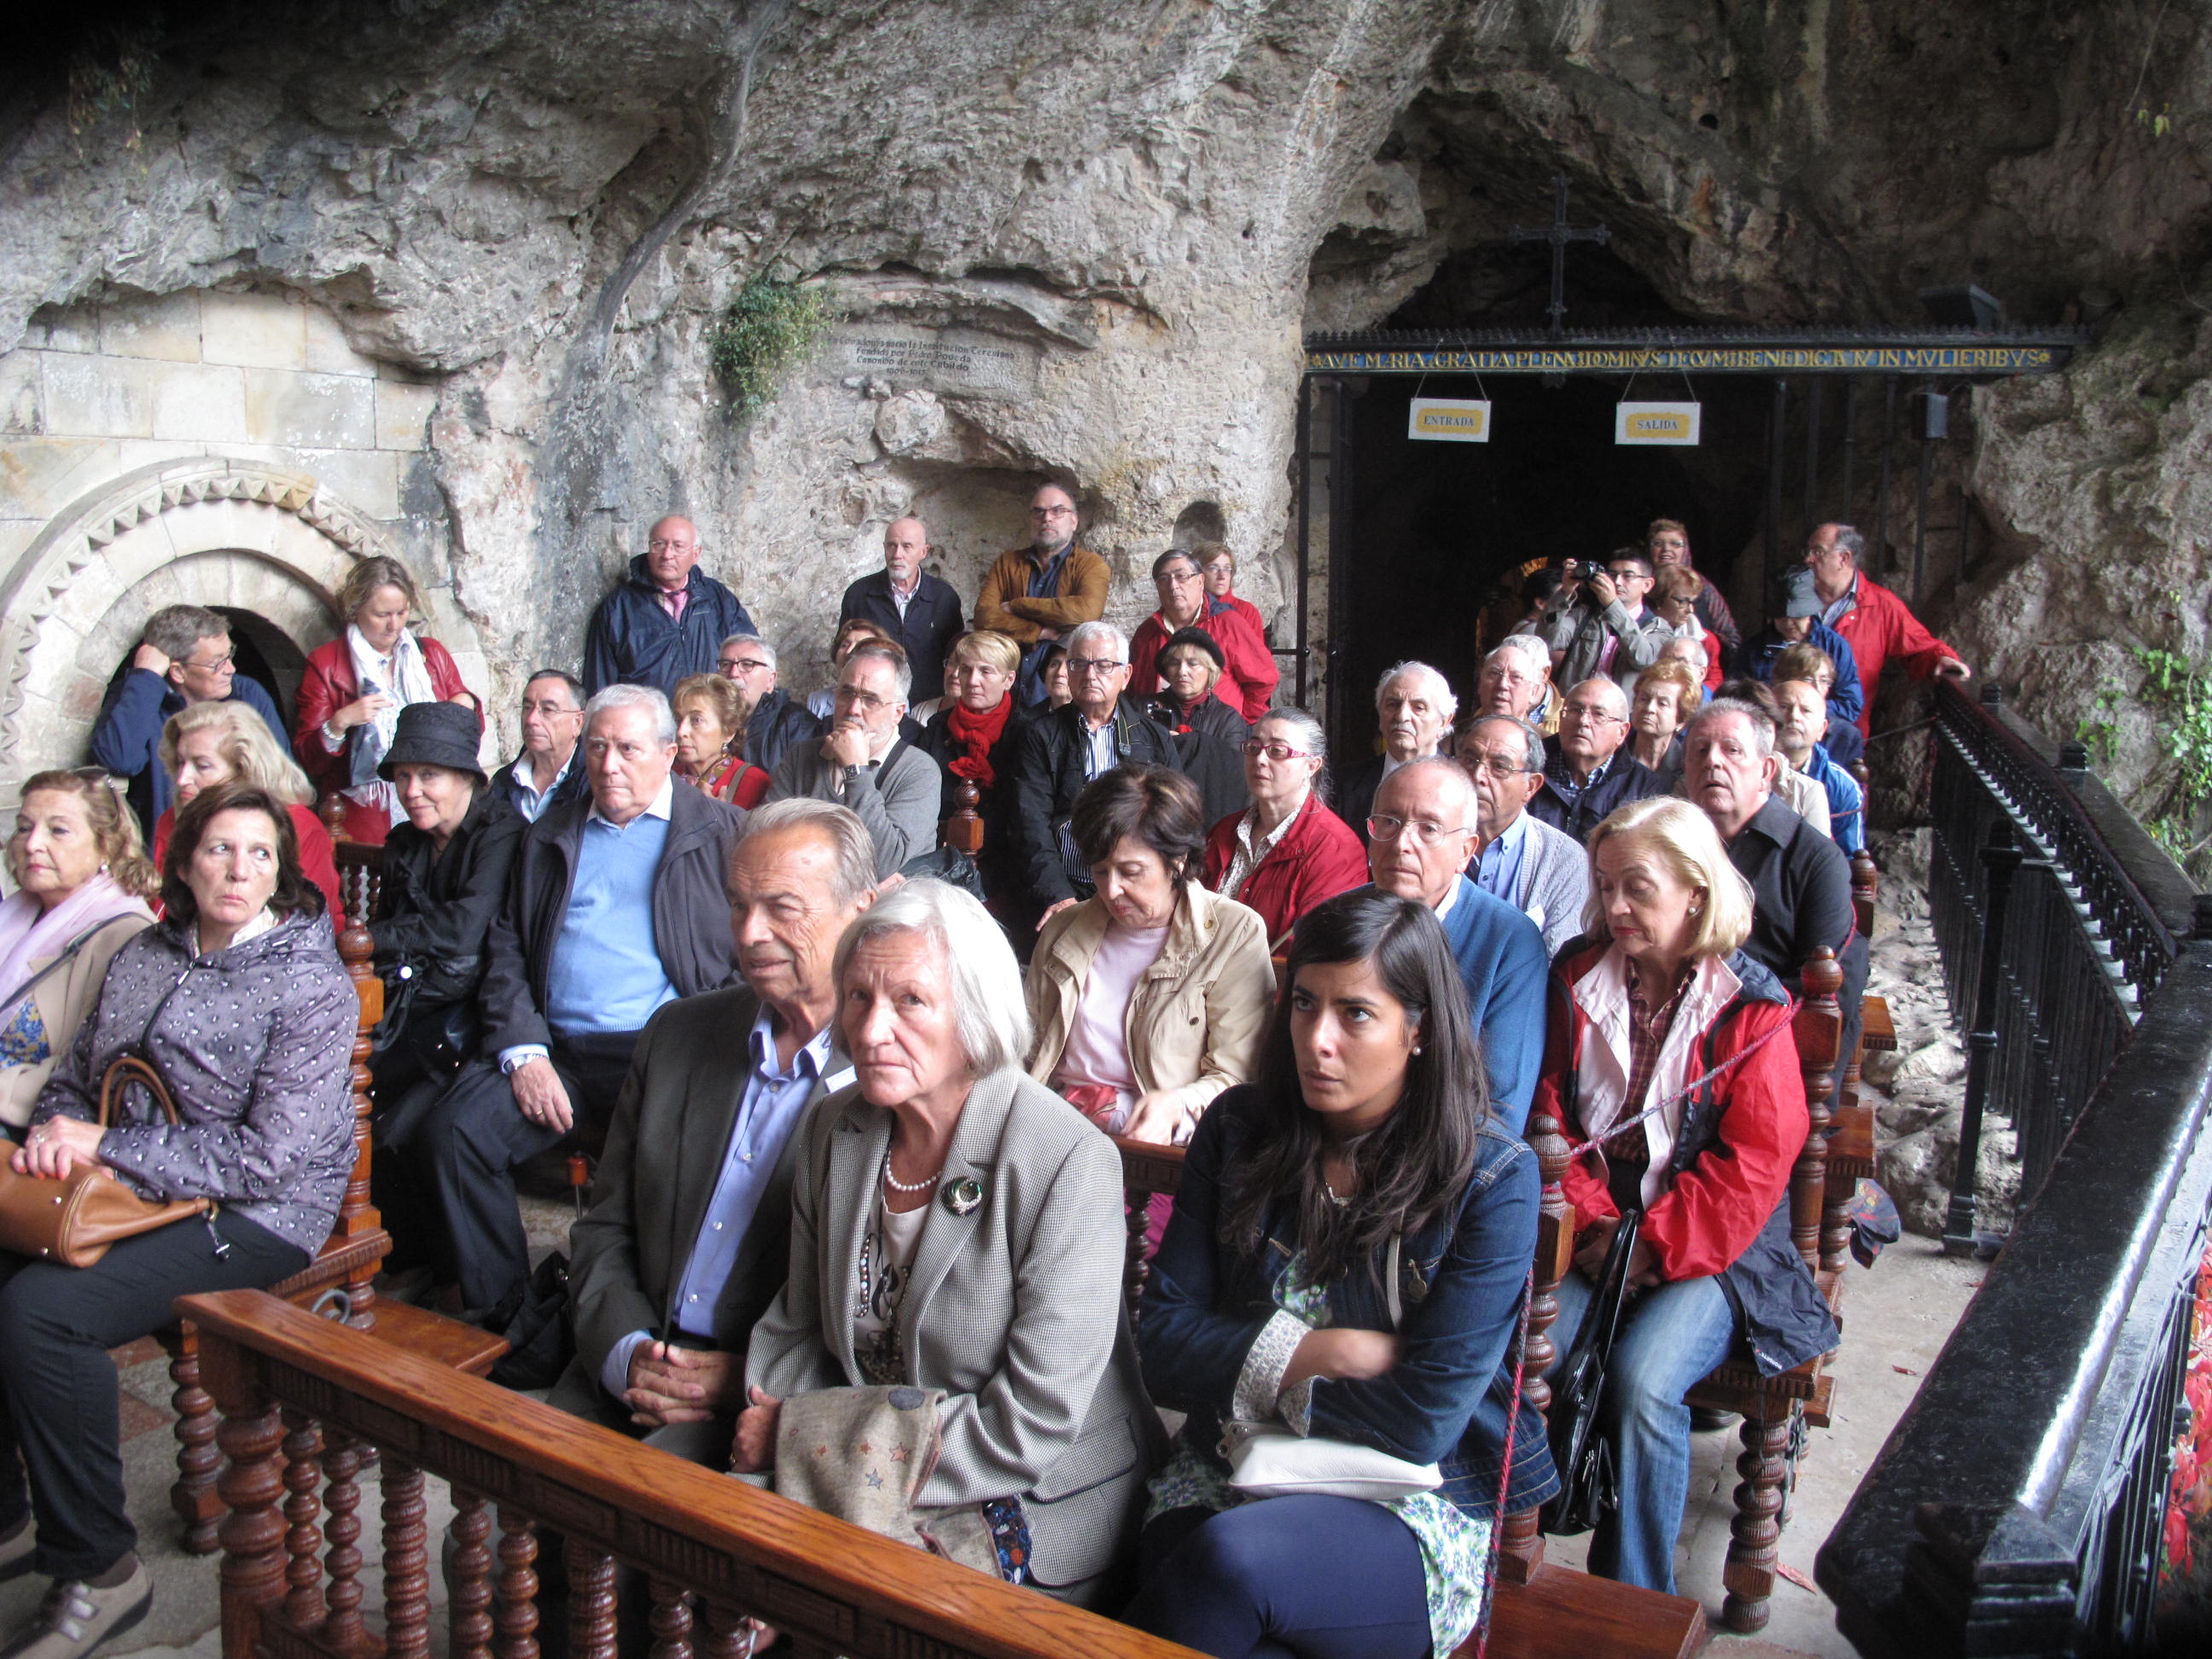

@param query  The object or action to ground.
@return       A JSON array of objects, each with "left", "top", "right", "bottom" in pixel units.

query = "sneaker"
[
  {"left": 0, "top": 1521, "right": 32, "bottom": 1583},
  {"left": 0, "top": 1560, "right": 152, "bottom": 1659}
]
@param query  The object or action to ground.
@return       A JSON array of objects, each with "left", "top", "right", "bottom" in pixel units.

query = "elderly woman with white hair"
[
  {"left": 734, "top": 879, "right": 1158, "bottom": 1609},
  {"left": 1534, "top": 795, "right": 1838, "bottom": 1595}
]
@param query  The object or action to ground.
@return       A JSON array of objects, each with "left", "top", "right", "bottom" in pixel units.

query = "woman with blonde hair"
[
  {"left": 294, "top": 554, "right": 481, "bottom": 843},
  {"left": 157, "top": 701, "right": 344, "bottom": 924},
  {"left": 1627, "top": 655, "right": 1704, "bottom": 782},
  {"left": 670, "top": 674, "right": 771, "bottom": 806},
  {"left": 0, "top": 772, "right": 158, "bottom": 1133},
  {"left": 1534, "top": 795, "right": 1837, "bottom": 1593}
]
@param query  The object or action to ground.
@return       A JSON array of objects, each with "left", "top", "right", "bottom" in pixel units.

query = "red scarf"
[{"left": 945, "top": 697, "right": 1015, "bottom": 787}]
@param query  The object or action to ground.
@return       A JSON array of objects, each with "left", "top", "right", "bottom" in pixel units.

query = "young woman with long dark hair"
[{"left": 1124, "top": 888, "right": 1553, "bottom": 1659}]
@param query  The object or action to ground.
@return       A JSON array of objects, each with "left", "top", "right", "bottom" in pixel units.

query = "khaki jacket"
[
  {"left": 1024, "top": 884, "right": 1274, "bottom": 1136},
  {"left": 1, "top": 912, "right": 153, "bottom": 1129}
]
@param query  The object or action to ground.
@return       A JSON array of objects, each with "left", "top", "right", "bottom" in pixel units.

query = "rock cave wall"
[{"left": 0, "top": 0, "right": 2207, "bottom": 813}]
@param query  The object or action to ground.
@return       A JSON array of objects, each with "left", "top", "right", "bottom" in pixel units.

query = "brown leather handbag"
[{"left": 0, "top": 1055, "right": 212, "bottom": 1268}]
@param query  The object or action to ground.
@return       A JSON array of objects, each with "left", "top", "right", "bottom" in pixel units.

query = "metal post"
[
  {"left": 1325, "top": 376, "right": 1354, "bottom": 760},
  {"left": 1945, "top": 789, "right": 2023, "bottom": 1257},
  {"left": 1293, "top": 381, "right": 1312, "bottom": 707},
  {"left": 1803, "top": 375, "right": 1822, "bottom": 529},
  {"left": 1876, "top": 375, "right": 1897, "bottom": 570},
  {"left": 1767, "top": 378, "right": 1789, "bottom": 577}
]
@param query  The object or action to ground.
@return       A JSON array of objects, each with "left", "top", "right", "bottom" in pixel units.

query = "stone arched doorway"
[{"left": 0, "top": 457, "right": 488, "bottom": 814}]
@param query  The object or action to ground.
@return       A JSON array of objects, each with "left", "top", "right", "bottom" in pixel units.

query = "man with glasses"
[
  {"left": 1455, "top": 714, "right": 1590, "bottom": 955},
  {"left": 1362, "top": 757, "right": 1546, "bottom": 1132},
  {"left": 716, "top": 634, "right": 824, "bottom": 775},
  {"left": 584, "top": 515, "right": 756, "bottom": 697},
  {"left": 1007, "top": 619, "right": 1175, "bottom": 932},
  {"left": 1528, "top": 677, "right": 1665, "bottom": 843},
  {"left": 1804, "top": 520, "right": 1970, "bottom": 736},
  {"left": 974, "top": 484, "right": 1109, "bottom": 708},
  {"left": 490, "top": 669, "right": 590, "bottom": 822},
  {"left": 837, "top": 516, "right": 964, "bottom": 702},
  {"left": 1475, "top": 635, "right": 1560, "bottom": 736},
  {"left": 765, "top": 640, "right": 940, "bottom": 882},
  {"left": 1540, "top": 547, "right": 1673, "bottom": 691},
  {"left": 1342, "top": 661, "right": 1458, "bottom": 842},
  {"left": 89, "top": 602, "right": 288, "bottom": 836}
]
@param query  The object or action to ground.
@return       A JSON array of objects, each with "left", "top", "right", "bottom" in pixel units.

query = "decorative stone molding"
[{"left": 0, "top": 457, "right": 479, "bottom": 811}]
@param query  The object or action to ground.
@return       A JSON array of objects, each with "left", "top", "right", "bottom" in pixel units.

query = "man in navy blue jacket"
[
  {"left": 583, "top": 516, "right": 755, "bottom": 697},
  {"left": 89, "top": 603, "right": 288, "bottom": 836},
  {"left": 1741, "top": 569, "right": 1865, "bottom": 733},
  {"left": 836, "top": 516, "right": 964, "bottom": 704}
]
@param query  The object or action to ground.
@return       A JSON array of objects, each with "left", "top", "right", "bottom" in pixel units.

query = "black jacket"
[
  {"left": 838, "top": 570, "right": 965, "bottom": 704},
  {"left": 479, "top": 784, "right": 745, "bottom": 1054},
  {"left": 1726, "top": 794, "right": 1867, "bottom": 1007},
  {"left": 583, "top": 556, "right": 756, "bottom": 697},
  {"left": 1528, "top": 752, "right": 1666, "bottom": 844},
  {"left": 372, "top": 785, "right": 529, "bottom": 1010},
  {"left": 1144, "top": 695, "right": 1250, "bottom": 832},
  {"left": 1007, "top": 701, "right": 1177, "bottom": 908},
  {"left": 740, "top": 687, "right": 825, "bottom": 777}
]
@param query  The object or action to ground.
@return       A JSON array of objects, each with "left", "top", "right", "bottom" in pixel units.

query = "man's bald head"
[
  {"left": 884, "top": 517, "right": 929, "bottom": 589},
  {"left": 645, "top": 515, "right": 702, "bottom": 591},
  {"left": 1368, "top": 756, "right": 1481, "bottom": 911},
  {"left": 1556, "top": 676, "right": 1631, "bottom": 778}
]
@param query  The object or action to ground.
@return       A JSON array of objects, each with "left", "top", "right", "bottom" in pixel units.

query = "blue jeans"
[
  {"left": 1124, "top": 1498, "right": 1431, "bottom": 1659},
  {"left": 1545, "top": 1267, "right": 1736, "bottom": 1593}
]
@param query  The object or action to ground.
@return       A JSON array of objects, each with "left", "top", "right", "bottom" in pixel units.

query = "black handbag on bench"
[{"left": 1540, "top": 1208, "right": 1642, "bottom": 1537}]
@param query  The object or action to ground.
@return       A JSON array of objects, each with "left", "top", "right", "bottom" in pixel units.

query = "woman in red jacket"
[
  {"left": 154, "top": 701, "right": 345, "bottom": 927},
  {"left": 1202, "top": 707, "right": 1368, "bottom": 952},
  {"left": 295, "top": 556, "right": 480, "bottom": 845},
  {"left": 1536, "top": 795, "right": 1837, "bottom": 1594}
]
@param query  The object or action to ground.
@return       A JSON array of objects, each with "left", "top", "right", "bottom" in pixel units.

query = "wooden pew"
[
  {"left": 1116, "top": 946, "right": 1848, "bottom": 1640},
  {"left": 163, "top": 841, "right": 506, "bottom": 1553}
]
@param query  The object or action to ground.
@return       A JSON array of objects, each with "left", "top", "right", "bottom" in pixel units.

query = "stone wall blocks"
[
  {"left": 200, "top": 290, "right": 308, "bottom": 370},
  {"left": 148, "top": 361, "right": 249, "bottom": 444},
  {"left": 97, "top": 292, "right": 202, "bottom": 364},
  {"left": 43, "top": 357, "right": 154, "bottom": 439}
]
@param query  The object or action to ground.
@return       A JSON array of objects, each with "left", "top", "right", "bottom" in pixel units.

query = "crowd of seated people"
[{"left": 2, "top": 503, "right": 1974, "bottom": 1659}]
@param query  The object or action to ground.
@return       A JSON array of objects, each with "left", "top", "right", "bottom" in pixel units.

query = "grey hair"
[
  {"left": 737, "top": 799, "right": 878, "bottom": 911},
  {"left": 1829, "top": 523, "right": 1866, "bottom": 563},
  {"left": 845, "top": 638, "right": 914, "bottom": 700},
  {"left": 143, "top": 604, "right": 225, "bottom": 662},
  {"left": 1487, "top": 634, "right": 1551, "bottom": 678},
  {"left": 1664, "top": 637, "right": 1710, "bottom": 674},
  {"left": 1068, "top": 620, "right": 1126, "bottom": 661},
  {"left": 1375, "top": 660, "right": 1458, "bottom": 723},
  {"left": 1254, "top": 706, "right": 1331, "bottom": 802},
  {"left": 1375, "top": 754, "right": 1478, "bottom": 830},
  {"left": 832, "top": 878, "right": 1032, "bottom": 1078},
  {"left": 722, "top": 632, "right": 777, "bottom": 672},
  {"left": 1690, "top": 696, "right": 1778, "bottom": 758},
  {"left": 585, "top": 683, "right": 677, "bottom": 746},
  {"left": 1470, "top": 714, "right": 1545, "bottom": 775}
]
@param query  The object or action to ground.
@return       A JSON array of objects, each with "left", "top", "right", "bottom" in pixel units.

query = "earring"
[{"left": 1412, "top": 1044, "right": 1423, "bottom": 1057}]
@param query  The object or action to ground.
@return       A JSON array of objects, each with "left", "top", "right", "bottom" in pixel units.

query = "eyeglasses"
[
  {"left": 1366, "top": 814, "right": 1468, "bottom": 847},
  {"left": 1604, "top": 568, "right": 1649, "bottom": 582},
  {"left": 1459, "top": 754, "right": 1538, "bottom": 779},
  {"left": 1068, "top": 658, "right": 1123, "bottom": 675},
  {"left": 1562, "top": 702, "right": 1627, "bottom": 724},
  {"left": 182, "top": 652, "right": 235, "bottom": 672},
  {"left": 719, "top": 658, "right": 771, "bottom": 675},
  {"left": 1240, "top": 740, "right": 1315, "bottom": 762},
  {"left": 647, "top": 538, "right": 695, "bottom": 553},
  {"left": 1029, "top": 505, "right": 1078, "bottom": 519}
]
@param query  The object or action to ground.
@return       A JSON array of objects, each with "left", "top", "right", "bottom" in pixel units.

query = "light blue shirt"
[
  {"left": 499, "top": 780, "right": 677, "bottom": 1073},
  {"left": 1819, "top": 578, "right": 1859, "bottom": 631},
  {"left": 599, "top": 1008, "right": 848, "bottom": 1397},
  {"left": 1470, "top": 808, "right": 1532, "bottom": 905},
  {"left": 504, "top": 748, "right": 575, "bottom": 823}
]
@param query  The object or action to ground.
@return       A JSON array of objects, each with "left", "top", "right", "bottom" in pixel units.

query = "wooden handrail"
[{"left": 183, "top": 1290, "right": 1202, "bottom": 1659}]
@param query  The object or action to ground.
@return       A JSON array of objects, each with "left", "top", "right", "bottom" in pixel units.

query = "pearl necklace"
[{"left": 882, "top": 1150, "right": 941, "bottom": 1194}]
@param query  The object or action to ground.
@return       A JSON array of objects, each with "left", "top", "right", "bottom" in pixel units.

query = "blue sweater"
[
  {"left": 1360, "top": 876, "right": 1548, "bottom": 1133},
  {"left": 544, "top": 809, "right": 678, "bottom": 1036},
  {"left": 89, "top": 669, "right": 288, "bottom": 835}
]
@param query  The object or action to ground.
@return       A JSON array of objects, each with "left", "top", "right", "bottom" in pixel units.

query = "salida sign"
[{"left": 1615, "top": 402, "right": 1702, "bottom": 445}]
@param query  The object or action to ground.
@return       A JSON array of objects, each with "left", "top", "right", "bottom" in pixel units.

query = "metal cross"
[{"left": 1510, "top": 174, "right": 1610, "bottom": 338}]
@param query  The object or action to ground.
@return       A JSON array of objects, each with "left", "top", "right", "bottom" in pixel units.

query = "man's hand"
[
  {"left": 509, "top": 1057, "right": 574, "bottom": 1135},
  {"left": 132, "top": 643, "right": 172, "bottom": 678},
  {"left": 821, "top": 723, "right": 871, "bottom": 771},
  {"left": 1585, "top": 569, "right": 1618, "bottom": 609},
  {"left": 1936, "top": 659, "right": 1973, "bottom": 683},
  {"left": 1036, "top": 898, "right": 1078, "bottom": 931},
  {"left": 625, "top": 1342, "right": 744, "bottom": 1429},
  {"left": 13, "top": 1117, "right": 107, "bottom": 1180},
  {"left": 730, "top": 1385, "right": 783, "bottom": 1473},
  {"left": 1037, "top": 626, "right": 1062, "bottom": 643}
]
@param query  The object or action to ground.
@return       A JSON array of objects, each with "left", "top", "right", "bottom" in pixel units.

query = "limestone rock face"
[{"left": 1, "top": 0, "right": 2207, "bottom": 766}]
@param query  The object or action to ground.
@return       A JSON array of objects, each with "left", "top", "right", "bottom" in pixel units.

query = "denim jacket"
[{"left": 1138, "top": 1086, "right": 1559, "bottom": 1519}]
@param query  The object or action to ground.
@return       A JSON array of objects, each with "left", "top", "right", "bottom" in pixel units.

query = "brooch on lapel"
[{"left": 943, "top": 1178, "right": 984, "bottom": 1216}]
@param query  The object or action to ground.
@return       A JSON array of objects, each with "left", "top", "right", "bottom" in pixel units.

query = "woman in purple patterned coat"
[{"left": 0, "top": 782, "right": 357, "bottom": 1659}]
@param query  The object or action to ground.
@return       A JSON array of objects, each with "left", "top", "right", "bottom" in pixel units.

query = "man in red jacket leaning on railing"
[{"left": 1804, "top": 521, "right": 1973, "bottom": 737}]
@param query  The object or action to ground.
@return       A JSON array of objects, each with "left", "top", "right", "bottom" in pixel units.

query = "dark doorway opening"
[{"left": 1330, "top": 372, "right": 1771, "bottom": 760}]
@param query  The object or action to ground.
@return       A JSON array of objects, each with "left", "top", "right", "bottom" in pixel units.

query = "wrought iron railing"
[{"left": 1819, "top": 679, "right": 2212, "bottom": 1656}]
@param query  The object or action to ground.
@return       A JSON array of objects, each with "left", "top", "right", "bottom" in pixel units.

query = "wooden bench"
[
  {"left": 164, "top": 842, "right": 506, "bottom": 1553},
  {"left": 1115, "top": 946, "right": 1849, "bottom": 1639}
]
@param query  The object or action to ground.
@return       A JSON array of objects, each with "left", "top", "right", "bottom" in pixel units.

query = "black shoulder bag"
[{"left": 1539, "top": 1207, "right": 1641, "bottom": 1537}]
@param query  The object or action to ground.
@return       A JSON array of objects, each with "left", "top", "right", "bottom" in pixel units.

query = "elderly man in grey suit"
[
  {"left": 735, "top": 879, "right": 1157, "bottom": 1609},
  {"left": 765, "top": 637, "right": 941, "bottom": 881},
  {"left": 1457, "top": 714, "right": 1591, "bottom": 957},
  {"left": 548, "top": 799, "right": 879, "bottom": 1458}
]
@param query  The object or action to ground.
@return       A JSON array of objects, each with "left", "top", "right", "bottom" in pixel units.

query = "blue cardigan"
[
  {"left": 1423, "top": 876, "right": 1548, "bottom": 1133},
  {"left": 1139, "top": 1086, "right": 1557, "bottom": 1521}
]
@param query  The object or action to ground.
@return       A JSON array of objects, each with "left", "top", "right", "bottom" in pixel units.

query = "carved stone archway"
[{"left": 0, "top": 457, "right": 487, "bottom": 812}]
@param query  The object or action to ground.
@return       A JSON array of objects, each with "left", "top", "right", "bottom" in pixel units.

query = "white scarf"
[{"left": 344, "top": 624, "right": 436, "bottom": 825}]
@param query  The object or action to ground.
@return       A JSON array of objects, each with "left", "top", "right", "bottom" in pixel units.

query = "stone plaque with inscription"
[{"left": 830, "top": 326, "right": 1040, "bottom": 399}]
